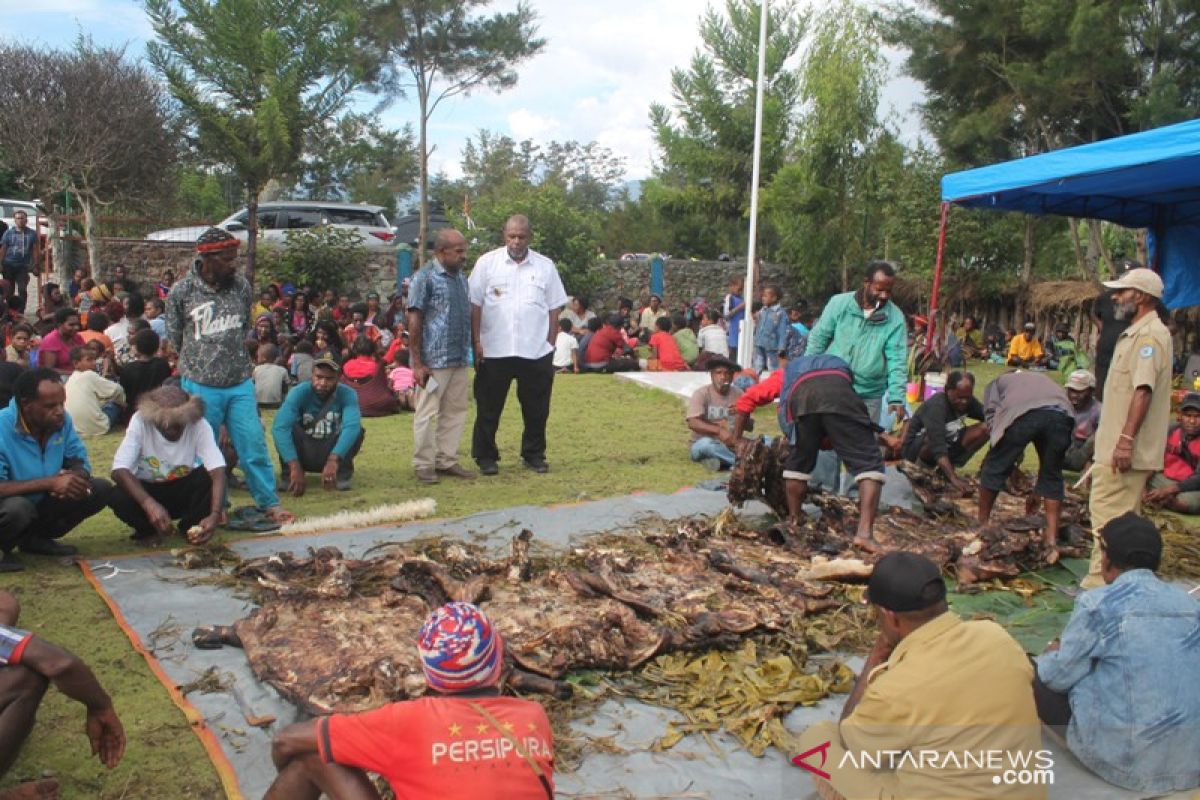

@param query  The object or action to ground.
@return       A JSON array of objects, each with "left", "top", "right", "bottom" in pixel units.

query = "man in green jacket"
[{"left": 806, "top": 261, "right": 909, "bottom": 426}]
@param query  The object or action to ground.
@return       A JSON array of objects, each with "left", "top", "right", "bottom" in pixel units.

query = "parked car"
[
  {"left": 145, "top": 201, "right": 396, "bottom": 250},
  {"left": 0, "top": 198, "right": 42, "bottom": 232}
]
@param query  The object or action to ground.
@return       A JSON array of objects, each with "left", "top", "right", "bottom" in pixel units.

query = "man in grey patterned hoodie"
[{"left": 165, "top": 228, "right": 293, "bottom": 526}]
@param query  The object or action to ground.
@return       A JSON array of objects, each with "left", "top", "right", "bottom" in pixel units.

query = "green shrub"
[{"left": 257, "top": 226, "right": 372, "bottom": 293}]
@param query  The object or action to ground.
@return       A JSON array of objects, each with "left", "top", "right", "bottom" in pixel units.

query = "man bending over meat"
[
  {"left": 730, "top": 353, "right": 886, "bottom": 551},
  {"left": 266, "top": 602, "right": 555, "bottom": 800}
]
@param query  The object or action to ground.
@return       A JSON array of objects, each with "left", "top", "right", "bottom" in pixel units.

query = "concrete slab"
[{"left": 615, "top": 370, "right": 711, "bottom": 401}]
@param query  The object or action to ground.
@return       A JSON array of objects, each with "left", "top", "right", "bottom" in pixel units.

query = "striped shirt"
[{"left": 0, "top": 624, "right": 32, "bottom": 666}]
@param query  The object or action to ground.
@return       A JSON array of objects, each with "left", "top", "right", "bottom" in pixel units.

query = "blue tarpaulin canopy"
[{"left": 939, "top": 118, "right": 1200, "bottom": 308}]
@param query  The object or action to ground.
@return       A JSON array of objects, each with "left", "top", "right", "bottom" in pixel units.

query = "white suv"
[
  {"left": 0, "top": 199, "right": 41, "bottom": 232},
  {"left": 146, "top": 201, "right": 396, "bottom": 250}
]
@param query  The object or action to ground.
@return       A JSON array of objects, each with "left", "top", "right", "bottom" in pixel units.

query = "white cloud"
[{"left": 506, "top": 108, "right": 563, "bottom": 140}]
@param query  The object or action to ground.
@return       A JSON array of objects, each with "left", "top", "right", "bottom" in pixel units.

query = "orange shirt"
[
  {"left": 319, "top": 695, "right": 554, "bottom": 799},
  {"left": 80, "top": 330, "right": 114, "bottom": 352},
  {"left": 649, "top": 330, "right": 687, "bottom": 371}
]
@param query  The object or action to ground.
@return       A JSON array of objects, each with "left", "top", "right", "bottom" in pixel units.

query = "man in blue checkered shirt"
[
  {"left": 406, "top": 228, "right": 475, "bottom": 484},
  {"left": 0, "top": 590, "right": 125, "bottom": 794}
]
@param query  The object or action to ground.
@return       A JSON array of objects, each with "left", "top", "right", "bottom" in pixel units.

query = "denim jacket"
[
  {"left": 1036, "top": 569, "right": 1200, "bottom": 793},
  {"left": 753, "top": 304, "right": 790, "bottom": 352}
]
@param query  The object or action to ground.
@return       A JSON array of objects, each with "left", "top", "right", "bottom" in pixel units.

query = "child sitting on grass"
[
  {"left": 5, "top": 323, "right": 34, "bottom": 367},
  {"left": 553, "top": 317, "right": 579, "bottom": 373},
  {"left": 289, "top": 338, "right": 315, "bottom": 383},
  {"left": 65, "top": 345, "right": 126, "bottom": 436},
  {"left": 254, "top": 342, "right": 290, "bottom": 408},
  {"left": 388, "top": 348, "right": 416, "bottom": 411},
  {"left": 649, "top": 316, "right": 687, "bottom": 371},
  {"left": 119, "top": 328, "right": 172, "bottom": 417}
]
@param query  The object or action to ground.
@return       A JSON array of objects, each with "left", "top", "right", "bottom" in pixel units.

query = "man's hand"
[
  {"left": 287, "top": 463, "right": 307, "bottom": 498},
  {"left": 321, "top": 456, "right": 338, "bottom": 490},
  {"left": 867, "top": 631, "right": 897, "bottom": 665},
  {"left": 1144, "top": 484, "right": 1178, "bottom": 505},
  {"left": 473, "top": 341, "right": 485, "bottom": 366},
  {"left": 142, "top": 498, "right": 174, "bottom": 537},
  {"left": 1112, "top": 438, "right": 1134, "bottom": 473},
  {"left": 412, "top": 363, "right": 432, "bottom": 388},
  {"left": 50, "top": 472, "right": 91, "bottom": 501},
  {"left": 888, "top": 402, "right": 908, "bottom": 422},
  {"left": 950, "top": 476, "right": 974, "bottom": 496},
  {"left": 85, "top": 706, "right": 126, "bottom": 769}
]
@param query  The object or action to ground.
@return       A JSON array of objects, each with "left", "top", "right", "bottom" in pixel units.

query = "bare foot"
[
  {"left": 1044, "top": 544, "right": 1060, "bottom": 565},
  {"left": 852, "top": 535, "right": 882, "bottom": 554},
  {"left": 0, "top": 778, "right": 60, "bottom": 800}
]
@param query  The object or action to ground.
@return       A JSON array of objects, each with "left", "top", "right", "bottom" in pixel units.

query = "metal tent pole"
[{"left": 738, "top": 0, "right": 769, "bottom": 369}]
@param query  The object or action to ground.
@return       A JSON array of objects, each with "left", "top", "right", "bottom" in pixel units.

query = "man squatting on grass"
[
  {"left": 0, "top": 589, "right": 126, "bottom": 800},
  {"left": 108, "top": 386, "right": 226, "bottom": 545}
]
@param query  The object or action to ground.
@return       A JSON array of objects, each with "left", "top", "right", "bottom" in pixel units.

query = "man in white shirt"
[
  {"left": 109, "top": 385, "right": 226, "bottom": 544},
  {"left": 468, "top": 215, "right": 568, "bottom": 474}
]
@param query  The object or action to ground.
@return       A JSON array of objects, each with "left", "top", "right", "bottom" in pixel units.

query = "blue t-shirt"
[{"left": 1, "top": 227, "right": 38, "bottom": 269}]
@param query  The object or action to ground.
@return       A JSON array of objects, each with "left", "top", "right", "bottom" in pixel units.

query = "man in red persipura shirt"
[{"left": 266, "top": 602, "right": 555, "bottom": 800}]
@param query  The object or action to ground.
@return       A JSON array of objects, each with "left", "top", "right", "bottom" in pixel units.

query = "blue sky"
[{"left": 13, "top": 0, "right": 925, "bottom": 181}]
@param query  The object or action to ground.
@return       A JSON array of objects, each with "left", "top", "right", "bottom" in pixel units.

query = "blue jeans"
[
  {"left": 101, "top": 401, "right": 122, "bottom": 429},
  {"left": 752, "top": 346, "right": 780, "bottom": 374},
  {"left": 182, "top": 377, "right": 279, "bottom": 509},
  {"left": 690, "top": 437, "right": 736, "bottom": 468}
]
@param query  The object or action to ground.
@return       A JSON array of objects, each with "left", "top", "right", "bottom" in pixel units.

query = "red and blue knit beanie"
[
  {"left": 417, "top": 602, "right": 504, "bottom": 693},
  {"left": 196, "top": 227, "right": 239, "bottom": 253}
]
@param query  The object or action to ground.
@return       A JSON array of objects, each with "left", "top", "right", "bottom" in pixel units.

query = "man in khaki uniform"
[
  {"left": 1084, "top": 268, "right": 1173, "bottom": 589},
  {"left": 795, "top": 553, "right": 1045, "bottom": 800}
]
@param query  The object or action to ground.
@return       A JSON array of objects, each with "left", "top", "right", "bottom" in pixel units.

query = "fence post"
[
  {"left": 650, "top": 254, "right": 664, "bottom": 299},
  {"left": 396, "top": 245, "right": 413, "bottom": 295}
]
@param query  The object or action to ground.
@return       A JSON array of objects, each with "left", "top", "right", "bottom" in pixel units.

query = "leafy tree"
[
  {"left": 256, "top": 225, "right": 372, "bottom": 293},
  {"left": 455, "top": 181, "right": 602, "bottom": 296},
  {"left": 648, "top": 0, "right": 807, "bottom": 257},
  {"left": 0, "top": 38, "right": 177, "bottom": 280},
  {"left": 173, "top": 167, "right": 242, "bottom": 222},
  {"left": 290, "top": 111, "right": 418, "bottom": 218},
  {"left": 766, "top": 1, "right": 883, "bottom": 291},
  {"left": 145, "top": 0, "right": 365, "bottom": 288},
  {"left": 360, "top": 0, "right": 545, "bottom": 264}
]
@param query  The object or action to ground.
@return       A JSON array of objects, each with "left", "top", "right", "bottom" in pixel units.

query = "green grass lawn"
[
  {"left": 2, "top": 373, "right": 745, "bottom": 798},
  {"left": 0, "top": 362, "right": 1163, "bottom": 797}
]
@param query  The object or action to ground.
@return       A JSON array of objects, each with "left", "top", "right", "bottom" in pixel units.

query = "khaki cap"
[{"left": 1102, "top": 268, "right": 1163, "bottom": 298}]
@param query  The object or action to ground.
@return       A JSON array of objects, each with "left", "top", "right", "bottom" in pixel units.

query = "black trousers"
[
  {"left": 979, "top": 408, "right": 1072, "bottom": 499},
  {"left": 0, "top": 477, "right": 113, "bottom": 552},
  {"left": 277, "top": 427, "right": 364, "bottom": 478},
  {"left": 1029, "top": 655, "right": 1072, "bottom": 733},
  {"left": 109, "top": 469, "right": 213, "bottom": 538},
  {"left": 472, "top": 354, "right": 555, "bottom": 463}
]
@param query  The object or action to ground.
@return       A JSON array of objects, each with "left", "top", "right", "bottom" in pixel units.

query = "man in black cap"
[
  {"left": 1141, "top": 390, "right": 1200, "bottom": 514},
  {"left": 795, "top": 551, "right": 1044, "bottom": 800},
  {"left": 1034, "top": 513, "right": 1200, "bottom": 794},
  {"left": 1006, "top": 322, "right": 1047, "bottom": 367},
  {"left": 686, "top": 356, "right": 743, "bottom": 470}
]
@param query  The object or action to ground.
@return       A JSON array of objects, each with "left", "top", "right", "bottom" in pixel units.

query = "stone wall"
[
  {"left": 583, "top": 259, "right": 791, "bottom": 314},
  {"left": 81, "top": 239, "right": 403, "bottom": 299},
  {"left": 73, "top": 243, "right": 783, "bottom": 311}
]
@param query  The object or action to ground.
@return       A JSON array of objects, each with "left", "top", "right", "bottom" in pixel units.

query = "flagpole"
[{"left": 738, "top": 0, "right": 769, "bottom": 369}]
